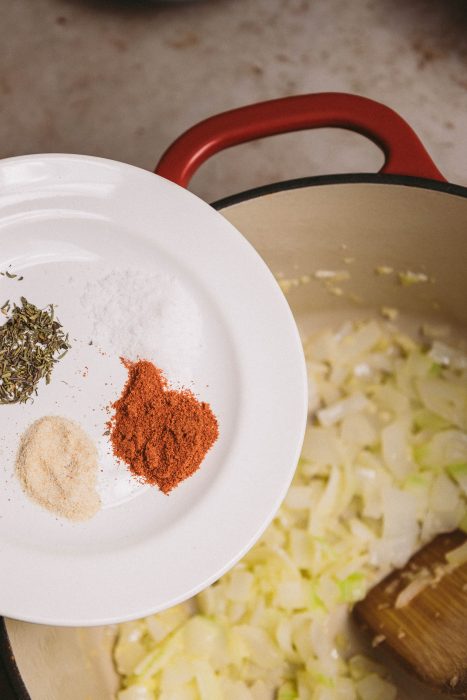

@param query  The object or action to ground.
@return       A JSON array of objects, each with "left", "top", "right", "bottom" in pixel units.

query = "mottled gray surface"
[{"left": 1, "top": 0, "right": 466, "bottom": 202}]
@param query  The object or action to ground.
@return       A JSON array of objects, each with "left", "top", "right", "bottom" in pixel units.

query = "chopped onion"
[
  {"left": 429, "top": 340, "right": 467, "bottom": 370},
  {"left": 417, "top": 377, "right": 467, "bottom": 430},
  {"left": 317, "top": 393, "right": 369, "bottom": 427},
  {"left": 395, "top": 576, "right": 432, "bottom": 609},
  {"left": 381, "top": 418, "right": 416, "bottom": 480},
  {"left": 446, "top": 540, "right": 467, "bottom": 567}
]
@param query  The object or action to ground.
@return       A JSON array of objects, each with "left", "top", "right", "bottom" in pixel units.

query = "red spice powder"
[{"left": 108, "top": 359, "right": 219, "bottom": 493}]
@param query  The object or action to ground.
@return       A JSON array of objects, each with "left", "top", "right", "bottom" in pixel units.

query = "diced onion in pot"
[{"left": 446, "top": 540, "right": 467, "bottom": 567}]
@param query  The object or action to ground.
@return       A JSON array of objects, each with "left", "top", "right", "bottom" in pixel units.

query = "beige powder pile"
[{"left": 16, "top": 416, "right": 101, "bottom": 521}]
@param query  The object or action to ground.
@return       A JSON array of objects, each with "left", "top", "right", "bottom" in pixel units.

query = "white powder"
[
  {"left": 79, "top": 268, "right": 202, "bottom": 385},
  {"left": 16, "top": 416, "right": 101, "bottom": 521}
]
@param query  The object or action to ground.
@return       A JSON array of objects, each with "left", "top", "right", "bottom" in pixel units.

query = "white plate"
[{"left": 0, "top": 154, "right": 307, "bottom": 626}]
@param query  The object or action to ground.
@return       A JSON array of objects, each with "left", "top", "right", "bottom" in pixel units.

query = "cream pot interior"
[{"left": 3, "top": 178, "right": 467, "bottom": 700}]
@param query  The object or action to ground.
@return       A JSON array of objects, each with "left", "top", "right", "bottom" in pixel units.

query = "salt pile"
[{"left": 79, "top": 268, "right": 202, "bottom": 385}]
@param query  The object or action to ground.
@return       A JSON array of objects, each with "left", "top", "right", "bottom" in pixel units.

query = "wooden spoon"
[{"left": 353, "top": 529, "right": 467, "bottom": 698}]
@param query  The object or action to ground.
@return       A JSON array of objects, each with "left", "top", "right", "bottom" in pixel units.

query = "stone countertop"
[{"left": 0, "top": 0, "right": 466, "bottom": 203}]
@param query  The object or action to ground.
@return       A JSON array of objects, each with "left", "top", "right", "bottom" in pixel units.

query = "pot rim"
[
  {"left": 212, "top": 173, "right": 467, "bottom": 211},
  {"left": 0, "top": 620, "right": 29, "bottom": 700}
]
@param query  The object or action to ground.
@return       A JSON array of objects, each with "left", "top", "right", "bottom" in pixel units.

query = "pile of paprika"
[{"left": 108, "top": 359, "right": 219, "bottom": 493}]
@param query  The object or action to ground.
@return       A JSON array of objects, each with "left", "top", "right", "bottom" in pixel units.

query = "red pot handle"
[{"left": 155, "top": 93, "right": 445, "bottom": 188}]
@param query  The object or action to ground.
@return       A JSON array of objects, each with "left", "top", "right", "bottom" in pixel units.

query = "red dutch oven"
[{"left": 1, "top": 93, "right": 466, "bottom": 700}]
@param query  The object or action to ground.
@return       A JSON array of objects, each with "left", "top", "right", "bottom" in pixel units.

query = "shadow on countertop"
[
  {"left": 61, "top": 0, "right": 226, "bottom": 13},
  {"left": 373, "top": 0, "right": 467, "bottom": 60}
]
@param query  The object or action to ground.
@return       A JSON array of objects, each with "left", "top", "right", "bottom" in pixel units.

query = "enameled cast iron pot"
[{"left": 1, "top": 93, "right": 467, "bottom": 699}]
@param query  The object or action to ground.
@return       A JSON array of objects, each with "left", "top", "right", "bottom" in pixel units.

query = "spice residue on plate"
[
  {"left": 15, "top": 416, "right": 101, "bottom": 521},
  {"left": 0, "top": 297, "right": 70, "bottom": 404},
  {"left": 108, "top": 359, "right": 219, "bottom": 493}
]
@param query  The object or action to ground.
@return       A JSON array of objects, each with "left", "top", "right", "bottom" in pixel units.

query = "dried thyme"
[
  {"left": 0, "top": 296, "right": 71, "bottom": 404},
  {"left": 1, "top": 270, "right": 23, "bottom": 281}
]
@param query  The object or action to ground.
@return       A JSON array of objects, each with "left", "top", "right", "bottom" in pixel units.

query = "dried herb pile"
[
  {"left": 0, "top": 297, "right": 70, "bottom": 404},
  {"left": 1, "top": 270, "right": 23, "bottom": 281}
]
